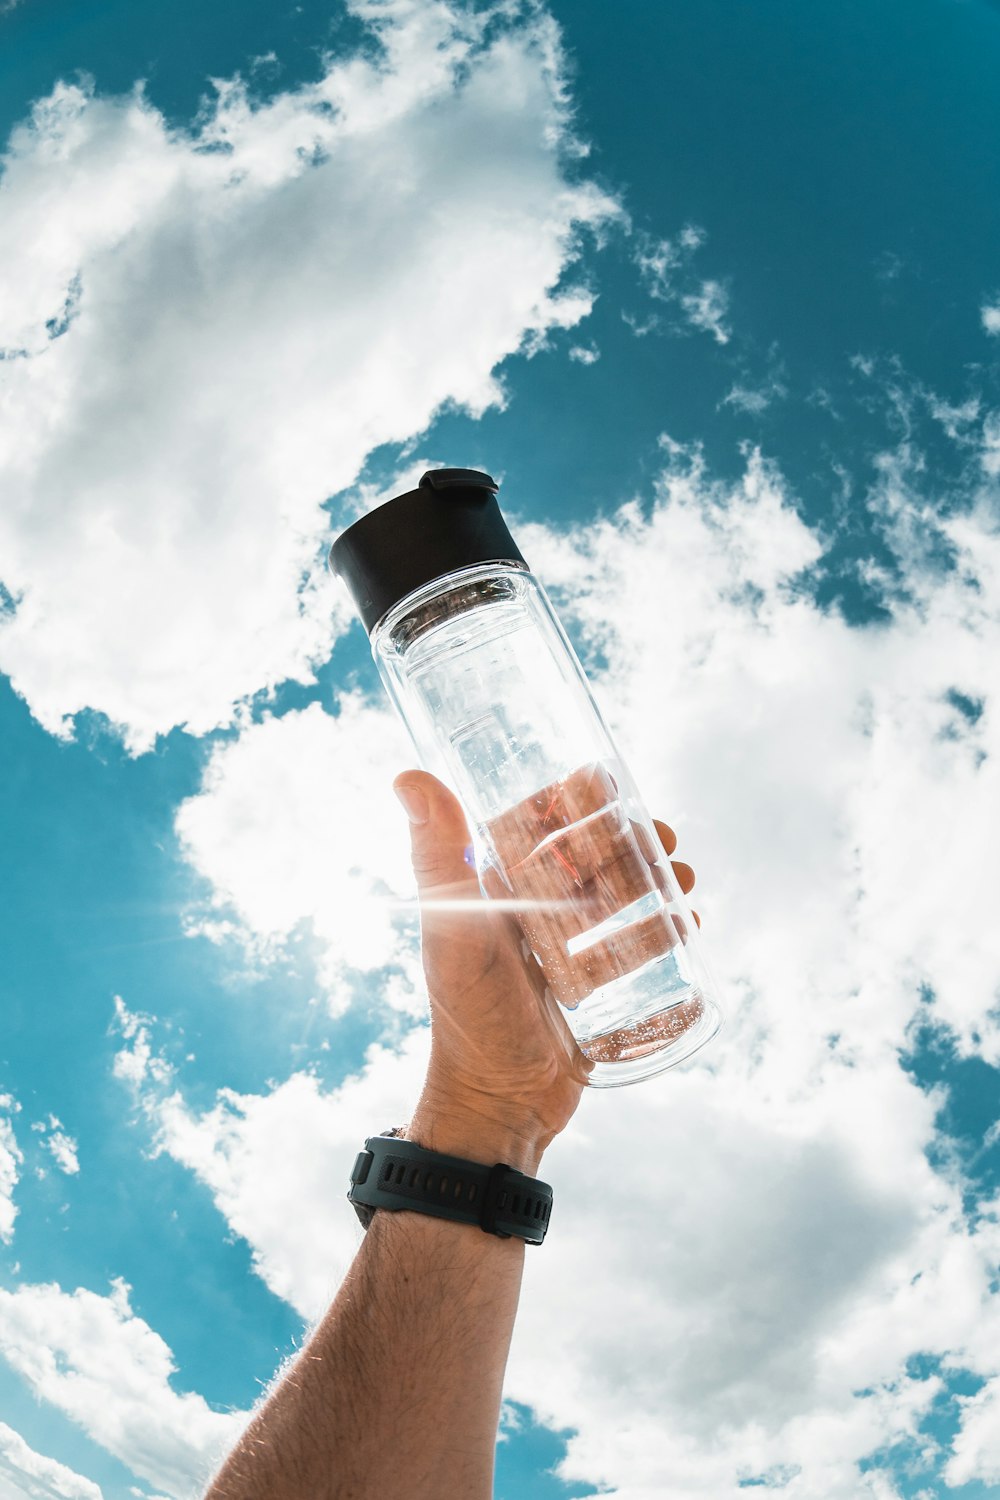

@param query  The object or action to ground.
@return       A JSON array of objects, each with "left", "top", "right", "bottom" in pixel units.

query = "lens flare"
[{"left": 377, "top": 897, "right": 582, "bottom": 913}]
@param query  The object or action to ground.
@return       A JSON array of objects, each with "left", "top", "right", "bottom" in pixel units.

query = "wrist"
[{"left": 406, "top": 1097, "right": 545, "bottom": 1178}]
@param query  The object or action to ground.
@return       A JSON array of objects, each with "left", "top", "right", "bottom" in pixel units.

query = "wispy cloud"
[
  {"left": 0, "top": 1421, "right": 103, "bottom": 1500},
  {"left": 926, "top": 393, "right": 981, "bottom": 442},
  {"left": 45, "top": 1129, "right": 79, "bottom": 1176},
  {"left": 849, "top": 351, "right": 1000, "bottom": 482},
  {"left": 29, "top": 1114, "right": 80, "bottom": 1176},
  {"left": 981, "top": 301, "right": 1000, "bottom": 335},
  {"left": 721, "top": 373, "right": 788, "bottom": 414},
  {"left": 874, "top": 249, "right": 905, "bottom": 284},
  {"left": 983, "top": 412, "right": 1000, "bottom": 476},
  {"left": 680, "top": 277, "right": 731, "bottom": 343},
  {"left": 632, "top": 223, "right": 732, "bottom": 343},
  {"left": 110, "top": 994, "right": 174, "bottom": 1089}
]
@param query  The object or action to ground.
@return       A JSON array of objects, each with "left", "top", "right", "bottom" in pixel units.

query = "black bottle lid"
[{"left": 328, "top": 468, "right": 529, "bottom": 637}]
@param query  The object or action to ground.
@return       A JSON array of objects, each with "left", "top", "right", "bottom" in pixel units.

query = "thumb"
[{"left": 392, "top": 770, "right": 480, "bottom": 901}]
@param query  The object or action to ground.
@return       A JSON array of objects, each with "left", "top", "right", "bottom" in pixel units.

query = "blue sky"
[{"left": 0, "top": 1, "right": 999, "bottom": 1497}]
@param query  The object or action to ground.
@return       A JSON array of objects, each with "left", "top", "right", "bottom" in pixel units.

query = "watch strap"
[{"left": 348, "top": 1128, "right": 552, "bottom": 1246}]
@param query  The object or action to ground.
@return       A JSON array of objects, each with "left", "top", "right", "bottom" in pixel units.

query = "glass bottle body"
[{"left": 372, "top": 561, "right": 721, "bottom": 1087}]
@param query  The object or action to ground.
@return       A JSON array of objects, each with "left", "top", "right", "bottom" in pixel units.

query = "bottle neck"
[{"left": 372, "top": 561, "right": 530, "bottom": 655}]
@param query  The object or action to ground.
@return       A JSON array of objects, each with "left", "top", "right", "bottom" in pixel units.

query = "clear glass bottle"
[{"left": 330, "top": 469, "right": 722, "bottom": 1087}]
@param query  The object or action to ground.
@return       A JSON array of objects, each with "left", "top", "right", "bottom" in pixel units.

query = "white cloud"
[
  {"left": 721, "top": 375, "right": 787, "bottom": 414},
  {"left": 110, "top": 996, "right": 174, "bottom": 1090},
  {"left": 634, "top": 224, "right": 731, "bottom": 343},
  {"left": 45, "top": 1132, "right": 79, "bottom": 1177},
  {"left": 926, "top": 393, "right": 980, "bottom": 442},
  {"left": 0, "top": 0, "right": 621, "bottom": 752},
  {"left": 721, "top": 383, "right": 770, "bottom": 414},
  {"left": 946, "top": 1372, "right": 1000, "bottom": 1485},
  {"left": 173, "top": 688, "right": 429, "bottom": 1017},
  {"left": 133, "top": 1033, "right": 1000, "bottom": 1498},
  {"left": 981, "top": 302, "right": 1000, "bottom": 335},
  {"left": 981, "top": 411, "right": 1000, "bottom": 477},
  {"left": 0, "top": 1423, "right": 103, "bottom": 1500},
  {"left": 150, "top": 1034, "right": 433, "bottom": 1320},
  {"left": 635, "top": 223, "right": 705, "bottom": 293},
  {"left": 568, "top": 343, "right": 600, "bottom": 364},
  {"left": 0, "top": 1095, "right": 23, "bottom": 1244},
  {"left": 0, "top": 1422, "right": 103, "bottom": 1500},
  {"left": 680, "top": 277, "right": 730, "bottom": 343},
  {"left": 135, "top": 431, "right": 1000, "bottom": 1492},
  {"left": 110, "top": 992, "right": 430, "bottom": 1319},
  {"left": 619, "top": 308, "right": 660, "bottom": 337},
  {"left": 0, "top": 1280, "right": 245, "bottom": 1500},
  {"left": 679, "top": 223, "right": 706, "bottom": 251},
  {"left": 26, "top": 1117, "right": 80, "bottom": 1177}
]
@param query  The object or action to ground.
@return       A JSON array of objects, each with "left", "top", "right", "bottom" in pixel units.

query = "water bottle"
[{"left": 329, "top": 468, "right": 722, "bottom": 1088}]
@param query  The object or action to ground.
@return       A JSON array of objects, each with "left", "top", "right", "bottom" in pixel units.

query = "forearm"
[{"left": 204, "top": 1108, "right": 544, "bottom": 1500}]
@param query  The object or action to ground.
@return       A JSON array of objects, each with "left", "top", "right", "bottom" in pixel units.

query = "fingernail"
[{"left": 394, "top": 783, "right": 428, "bottom": 824}]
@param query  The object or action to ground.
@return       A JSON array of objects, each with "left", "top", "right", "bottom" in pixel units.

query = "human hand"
[{"left": 393, "top": 768, "right": 700, "bottom": 1163}]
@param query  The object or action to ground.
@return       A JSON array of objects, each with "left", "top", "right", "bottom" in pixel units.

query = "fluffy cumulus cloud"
[
  {"left": 0, "top": 1423, "right": 103, "bottom": 1500},
  {"left": 150, "top": 1035, "right": 434, "bottom": 1320},
  {"left": 109, "top": 993, "right": 432, "bottom": 1319},
  {"left": 0, "top": 0, "right": 620, "bottom": 751},
  {"left": 0, "top": 1280, "right": 245, "bottom": 1499},
  {"left": 173, "top": 679, "right": 425, "bottom": 1011},
  {"left": 982, "top": 300, "right": 1000, "bottom": 335},
  {"left": 146, "top": 429, "right": 1000, "bottom": 1495},
  {"left": 946, "top": 1373, "right": 1000, "bottom": 1485}
]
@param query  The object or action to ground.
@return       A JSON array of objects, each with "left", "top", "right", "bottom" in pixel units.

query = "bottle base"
[{"left": 575, "top": 978, "right": 722, "bottom": 1089}]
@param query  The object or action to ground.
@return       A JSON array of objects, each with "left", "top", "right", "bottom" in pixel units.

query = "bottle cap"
[{"left": 329, "top": 469, "right": 529, "bottom": 637}]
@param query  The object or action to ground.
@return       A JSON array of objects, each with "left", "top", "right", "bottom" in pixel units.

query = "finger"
[
  {"left": 671, "top": 910, "right": 702, "bottom": 941},
  {"left": 393, "top": 769, "right": 481, "bottom": 914},
  {"left": 652, "top": 818, "right": 677, "bottom": 856},
  {"left": 670, "top": 859, "right": 695, "bottom": 895}
]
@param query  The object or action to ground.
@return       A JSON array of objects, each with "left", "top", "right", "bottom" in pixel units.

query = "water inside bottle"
[
  {"left": 565, "top": 885, "right": 666, "bottom": 959},
  {"left": 479, "top": 760, "right": 704, "bottom": 1069}
]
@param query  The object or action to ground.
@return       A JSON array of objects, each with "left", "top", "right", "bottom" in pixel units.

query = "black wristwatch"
[{"left": 348, "top": 1127, "right": 553, "bottom": 1246}]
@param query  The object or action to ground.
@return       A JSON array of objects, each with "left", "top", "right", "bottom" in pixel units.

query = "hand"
[{"left": 393, "top": 769, "right": 700, "bottom": 1162}]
